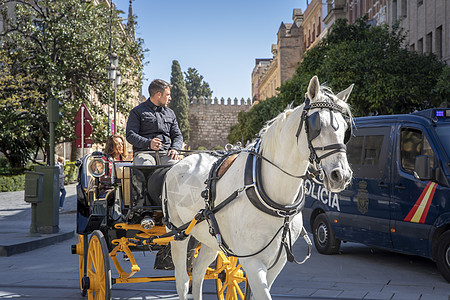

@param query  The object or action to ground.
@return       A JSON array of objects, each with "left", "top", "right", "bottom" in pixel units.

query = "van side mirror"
[{"left": 414, "top": 155, "right": 431, "bottom": 180}]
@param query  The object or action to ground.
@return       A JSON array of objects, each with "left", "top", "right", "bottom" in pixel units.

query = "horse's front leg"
[
  {"left": 191, "top": 244, "right": 218, "bottom": 300},
  {"left": 266, "top": 252, "right": 287, "bottom": 290},
  {"left": 170, "top": 238, "right": 190, "bottom": 300},
  {"left": 241, "top": 258, "right": 272, "bottom": 300}
]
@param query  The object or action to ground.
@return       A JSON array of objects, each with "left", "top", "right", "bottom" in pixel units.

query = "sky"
[{"left": 113, "top": 0, "right": 308, "bottom": 100}]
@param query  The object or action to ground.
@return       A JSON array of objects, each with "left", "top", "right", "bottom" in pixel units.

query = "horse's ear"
[
  {"left": 336, "top": 84, "right": 354, "bottom": 103},
  {"left": 307, "top": 76, "right": 320, "bottom": 102}
]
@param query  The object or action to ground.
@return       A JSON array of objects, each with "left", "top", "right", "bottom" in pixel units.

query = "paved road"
[{"left": 0, "top": 185, "right": 449, "bottom": 299}]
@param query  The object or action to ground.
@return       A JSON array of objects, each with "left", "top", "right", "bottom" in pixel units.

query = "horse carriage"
[
  {"left": 71, "top": 76, "right": 354, "bottom": 300},
  {"left": 71, "top": 149, "right": 251, "bottom": 300}
]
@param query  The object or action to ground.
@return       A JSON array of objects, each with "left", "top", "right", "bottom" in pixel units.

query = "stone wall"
[{"left": 188, "top": 97, "right": 252, "bottom": 150}]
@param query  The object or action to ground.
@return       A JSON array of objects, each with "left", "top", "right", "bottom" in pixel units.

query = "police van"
[{"left": 303, "top": 108, "right": 450, "bottom": 282}]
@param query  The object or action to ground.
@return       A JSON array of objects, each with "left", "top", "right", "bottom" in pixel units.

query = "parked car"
[{"left": 303, "top": 108, "right": 450, "bottom": 282}]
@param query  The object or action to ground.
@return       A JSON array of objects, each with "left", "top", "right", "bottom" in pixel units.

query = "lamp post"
[
  {"left": 113, "top": 70, "right": 121, "bottom": 135},
  {"left": 107, "top": 52, "right": 118, "bottom": 135}
]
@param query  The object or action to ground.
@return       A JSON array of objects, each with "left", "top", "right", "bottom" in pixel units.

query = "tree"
[
  {"left": 0, "top": 0, "right": 145, "bottom": 168},
  {"left": 184, "top": 67, "right": 213, "bottom": 99},
  {"left": 170, "top": 60, "right": 190, "bottom": 143},
  {"left": 278, "top": 17, "right": 448, "bottom": 116},
  {"left": 228, "top": 96, "right": 283, "bottom": 144},
  {"left": 229, "top": 16, "right": 449, "bottom": 144},
  {"left": 0, "top": 50, "right": 45, "bottom": 171}
]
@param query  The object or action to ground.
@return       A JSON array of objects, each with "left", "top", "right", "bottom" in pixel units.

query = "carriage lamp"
[{"left": 88, "top": 158, "right": 106, "bottom": 177}]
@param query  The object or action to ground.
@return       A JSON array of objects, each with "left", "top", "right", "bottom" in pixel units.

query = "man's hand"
[
  {"left": 150, "top": 138, "right": 162, "bottom": 150},
  {"left": 168, "top": 149, "right": 180, "bottom": 160}
]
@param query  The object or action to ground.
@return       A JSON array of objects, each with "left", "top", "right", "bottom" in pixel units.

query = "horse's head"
[{"left": 301, "top": 76, "right": 354, "bottom": 192}]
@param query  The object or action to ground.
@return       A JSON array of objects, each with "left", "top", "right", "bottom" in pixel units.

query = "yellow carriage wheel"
[
  {"left": 76, "top": 234, "right": 89, "bottom": 296},
  {"left": 215, "top": 253, "right": 250, "bottom": 300},
  {"left": 86, "top": 230, "right": 112, "bottom": 300}
]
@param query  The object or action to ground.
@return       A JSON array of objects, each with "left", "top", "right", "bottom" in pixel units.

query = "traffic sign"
[
  {"left": 75, "top": 138, "right": 93, "bottom": 148},
  {"left": 74, "top": 103, "right": 93, "bottom": 121},
  {"left": 75, "top": 121, "right": 93, "bottom": 138}
]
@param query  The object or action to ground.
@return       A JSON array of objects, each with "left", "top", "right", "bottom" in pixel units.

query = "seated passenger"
[{"left": 105, "top": 135, "right": 130, "bottom": 162}]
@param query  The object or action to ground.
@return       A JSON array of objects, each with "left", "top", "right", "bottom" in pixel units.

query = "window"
[
  {"left": 346, "top": 126, "right": 390, "bottom": 179},
  {"left": 417, "top": 0, "right": 423, "bottom": 6},
  {"left": 364, "top": 136, "right": 384, "bottom": 165},
  {"left": 401, "top": 0, "right": 407, "bottom": 18},
  {"left": 417, "top": 38, "right": 423, "bottom": 54},
  {"left": 347, "top": 136, "right": 364, "bottom": 166},
  {"left": 436, "top": 26, "right": 443, "bottom": 59},
  {"left": 400, "top": 128, "right": 435, "bottom": 174},
  {"left": 392, "top": 0, "right": 398, "bottom": 23},
  {"left": 426, "top": 32, "right": 432, "bottom": 53},
  {"left": 347, "top": 135, "right": 385, "bottom": 166}
]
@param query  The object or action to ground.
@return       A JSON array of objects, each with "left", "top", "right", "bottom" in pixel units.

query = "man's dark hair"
[{"left": 149, "top": 79, "right": 171, "bottom": 97}]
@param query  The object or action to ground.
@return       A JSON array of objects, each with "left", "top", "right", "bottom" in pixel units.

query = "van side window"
[
  {"left": 346, "top": 127, "right": 389, "bottom": 179},
  {"left": 400, "top": 128, "right": 435, "bottom": 174},
  {"left": 347, "top": 136, "right": 363, "bottom": 165},
  {"left": 364, "top": 136, "right": 384, "bottom": 165}
]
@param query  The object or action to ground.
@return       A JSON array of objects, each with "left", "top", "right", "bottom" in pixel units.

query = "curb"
[{"left": 0, "top": 230, "right": 74, "bottom": 257}]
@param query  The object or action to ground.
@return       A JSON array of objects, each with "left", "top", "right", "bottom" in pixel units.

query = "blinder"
[
  {"left": 306, "top": 109, "right": 352, "bottom": 144},
  {"left": 296, "top": 97, "right": 352, "bottom": 164}
]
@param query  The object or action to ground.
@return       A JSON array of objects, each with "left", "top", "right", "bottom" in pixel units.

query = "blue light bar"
[{"left": 436, "top": 110, "right": 444, "bottom": 117}]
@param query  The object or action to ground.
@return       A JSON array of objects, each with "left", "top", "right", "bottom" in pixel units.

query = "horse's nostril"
[{"left": 330, "top": 170, "right": 342, "bottom": 182}]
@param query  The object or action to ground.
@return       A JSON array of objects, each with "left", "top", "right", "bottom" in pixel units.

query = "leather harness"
[{"left": 158, "top": 99, "right": 351, "bottom": 267}]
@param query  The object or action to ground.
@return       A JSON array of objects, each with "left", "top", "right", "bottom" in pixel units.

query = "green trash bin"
[{"left": 34, "top": 165, "right": 59, "bottom": 234}]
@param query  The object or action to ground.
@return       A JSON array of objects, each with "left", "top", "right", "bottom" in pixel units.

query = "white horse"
[{"left": 163, "top": 76, "right": 354, "bottom": 300}]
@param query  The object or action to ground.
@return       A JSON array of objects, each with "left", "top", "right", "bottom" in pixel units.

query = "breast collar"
[{"left": 244, "top": 141, "right": 305, "bottom": 218}]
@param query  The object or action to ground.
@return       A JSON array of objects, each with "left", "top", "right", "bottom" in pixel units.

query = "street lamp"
[
  {"left": 107, "top": 52, "right": 118, "bottom": 135},
  {"left": 113, "top": 70, "right": 121, "bottom": 135},
  {"left": 107, "top": 63, "right": 116, "bottom": 136}
]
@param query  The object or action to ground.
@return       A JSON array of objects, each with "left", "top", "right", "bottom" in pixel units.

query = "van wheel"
[
  {"left": 436, "top": 231, "right": 450, "bottom": 283},
  {"left": 312, "top": 214, "right": 341, "bottom": 255}
]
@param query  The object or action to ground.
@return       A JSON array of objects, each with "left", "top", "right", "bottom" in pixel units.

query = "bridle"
[{"left": 295, "top": 97, "right": 352, "bottom": 166}]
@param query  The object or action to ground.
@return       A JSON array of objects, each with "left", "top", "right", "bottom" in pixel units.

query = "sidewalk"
[{"left": 0, "top": 184, "right": 76, "bottom": 256}]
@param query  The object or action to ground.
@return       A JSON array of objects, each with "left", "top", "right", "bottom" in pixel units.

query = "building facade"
[
  {"left": 254, "top": 0, "right": 448, "bottom": 105},
  {"left": 303, "top": 0, "right": 324, "bottom": 51},
  {"left": 389, "top": 0, "right": 449, "bottom": 64},
  {"left": 252, "top": 9, "right": 305, "bottom": 102},
  {"left": 251, "top": 59, "right": 272, "bottom": 102}
]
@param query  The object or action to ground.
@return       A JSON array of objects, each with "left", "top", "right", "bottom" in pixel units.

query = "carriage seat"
[{"left": 114, "top": 162, "right": 133, "bottom": 206}]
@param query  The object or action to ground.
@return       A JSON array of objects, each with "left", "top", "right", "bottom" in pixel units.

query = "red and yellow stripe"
[{"left": 404, "top": 181, "right": 437, "bottom": 224}]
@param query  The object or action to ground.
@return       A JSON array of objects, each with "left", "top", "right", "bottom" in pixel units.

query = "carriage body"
[
  {"left": 72, "top": 151, "right": 249, "bottom": 299},
  {"left": 75, "top": 151, "right": 168, "bottom": 250}
]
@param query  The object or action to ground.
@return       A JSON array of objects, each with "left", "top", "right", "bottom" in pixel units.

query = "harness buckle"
[
  {"left": 238, "top": 183, "right": 255, "bottom": 195},
  {"left": 201, "top": 188, "right": 209, "bottom": 200}
]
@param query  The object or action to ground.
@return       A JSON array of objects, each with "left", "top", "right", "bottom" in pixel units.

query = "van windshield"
[{"left": 434, "top": 124, "right": 450, "bottom": 159}]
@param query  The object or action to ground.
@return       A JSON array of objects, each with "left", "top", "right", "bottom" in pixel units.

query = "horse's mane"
[{"left": 258, "top": 84, "right": 353, "bottom": 152}]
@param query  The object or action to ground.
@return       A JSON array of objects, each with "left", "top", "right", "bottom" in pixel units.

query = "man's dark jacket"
[{"left": 126, "top": 100, "right": 183, "bottom": 153}]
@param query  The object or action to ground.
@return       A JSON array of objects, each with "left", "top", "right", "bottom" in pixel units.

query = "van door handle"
[
  {"left": 378, "top": 182, "right": 388, "bottom": 188},
  {"left": 395, "top": 184, "right": 406, "bottom": 190}
]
